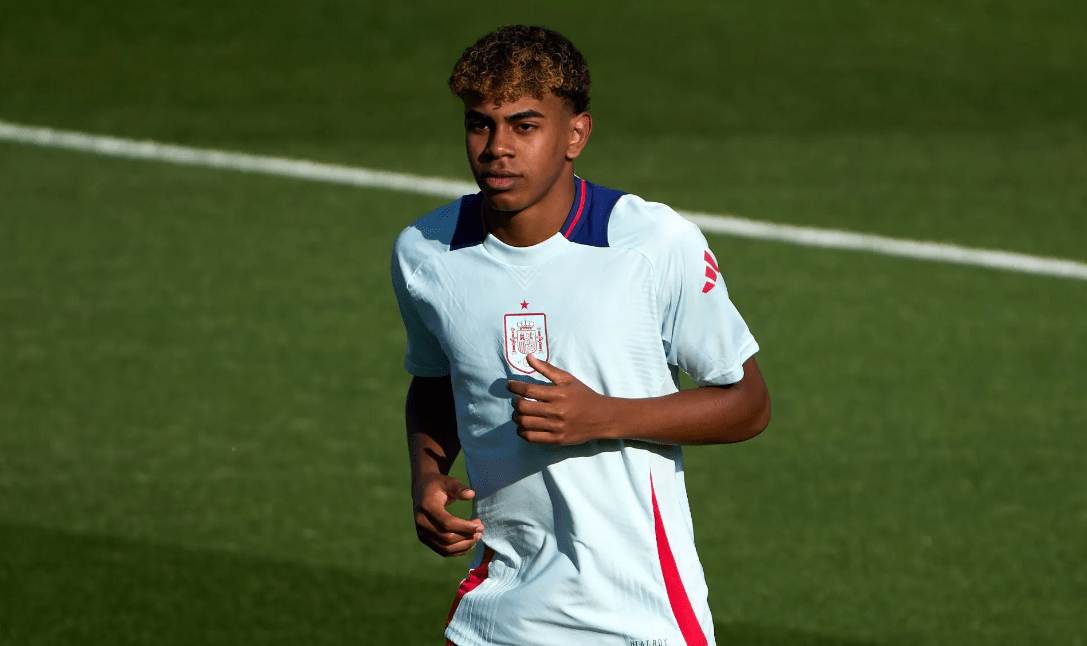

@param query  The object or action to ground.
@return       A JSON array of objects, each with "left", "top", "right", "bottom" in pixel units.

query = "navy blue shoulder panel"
[
  {"left": 562, "top": 179, "right": 626, "bottom": 248},
  {"left": 451, "top": 182, "right": 625, "bottom": 250},
  {"left": 449, "top": 193, "right": 487, "bottom": 251}
]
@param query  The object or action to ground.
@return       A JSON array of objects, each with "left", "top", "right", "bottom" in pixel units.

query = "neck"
[{"left": 485, "top": 168, "right": 576, "bottom": 247}]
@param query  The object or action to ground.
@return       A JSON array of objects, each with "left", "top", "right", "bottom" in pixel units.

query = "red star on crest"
[{"left": 520, "top": 300, "right": 529, "bottom": 310}]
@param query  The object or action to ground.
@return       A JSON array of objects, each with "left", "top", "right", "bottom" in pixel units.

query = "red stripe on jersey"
[
  {"left": 446, "top": 546, "right": 495, "bottom": 626},
  {"left": 562, "top": 179, "right": 588, "bottom": 238},
  {"left": 701, "top": 281, "right": 716, "bottom": 294},
  {"left": 704, "top": 250, "right": 720, "bottom": 273},
  {"left": 651, "top": 476, "right": 708, "bottom": 646},
  {"left": 704, "top": 266, "right": 717, "bottom": 281}
]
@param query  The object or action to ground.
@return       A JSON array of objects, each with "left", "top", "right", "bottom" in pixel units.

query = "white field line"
[
  {"left": 3, "top": 119, "right": 1086, "bottom": 282},
  {"left": 681, "top": 213, "right": 1087, "bottom": 281}
]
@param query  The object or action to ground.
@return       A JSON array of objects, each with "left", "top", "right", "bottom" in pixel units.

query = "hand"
[
  {"left": 507, "top": 354, "right": 617, "bottom": 445},
  {"left": 412, "top": 472, "right": 484, "bottom": 557}
]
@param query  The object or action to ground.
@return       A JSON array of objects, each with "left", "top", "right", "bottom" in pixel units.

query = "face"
[{"left": 463, "top": 92, "right": 591, "bottom": 213}]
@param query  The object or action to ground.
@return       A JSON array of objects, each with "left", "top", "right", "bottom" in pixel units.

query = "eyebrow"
[
  {"left": 464, "top": 109, "right": 547, "bottom": 122},
  {"left": 506, "top": 109, "right": 546, "bottom": 120}
]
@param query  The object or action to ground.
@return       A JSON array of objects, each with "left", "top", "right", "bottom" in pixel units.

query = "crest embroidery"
[{"left": 504, "top": 313, "right": 548, "bottom": 374}]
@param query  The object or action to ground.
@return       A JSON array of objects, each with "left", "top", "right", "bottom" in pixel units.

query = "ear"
[{"left": 565, "top": 112, "right": 593, "bottom": 161}]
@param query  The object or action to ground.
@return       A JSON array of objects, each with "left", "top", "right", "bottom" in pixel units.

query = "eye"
[
  {"left": 466, "top": 121, "right": 489, "bottom": 132},
  {"left": 515, "top": 122, "right": 538, "bottom": 133}
]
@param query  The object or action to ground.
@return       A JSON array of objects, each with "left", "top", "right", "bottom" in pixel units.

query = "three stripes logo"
[{"left": 702, "top": 250, "right": 720, "bottom": 293}]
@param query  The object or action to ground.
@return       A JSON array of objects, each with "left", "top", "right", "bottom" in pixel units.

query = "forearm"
[
  {"left": 607, "top": 357, "right": 770, "bottom": 445},
  {"left": 404, "top": 375, "right": 482, "bottom": 557},
  {"left": 610, "top": 385, "right": 767, "bottom": 445},
  {"left": 406, "top": 375, "right": 460, "bottom": 480}
]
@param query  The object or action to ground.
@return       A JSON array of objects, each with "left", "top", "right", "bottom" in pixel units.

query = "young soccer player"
[{"left": 391, "top": 25, "right": 770, "bottom": 646}]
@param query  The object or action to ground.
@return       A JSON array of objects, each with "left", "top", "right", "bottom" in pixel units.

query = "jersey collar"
[{"left": 449, "top": 178, "right": 623, "bottom": 251}]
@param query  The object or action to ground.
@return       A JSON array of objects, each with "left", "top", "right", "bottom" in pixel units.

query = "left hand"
[{"left": 507, "top": 354, "right": 616, "bottom": 445}]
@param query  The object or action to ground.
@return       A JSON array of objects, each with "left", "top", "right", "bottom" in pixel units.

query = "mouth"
[{"left": 481, "top": 171, "right": 520, "bottom": 191}]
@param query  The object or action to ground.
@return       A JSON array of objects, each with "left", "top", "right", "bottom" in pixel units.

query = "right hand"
[{"left": 412, "top": 473, "right": 484, "bottom": 557}]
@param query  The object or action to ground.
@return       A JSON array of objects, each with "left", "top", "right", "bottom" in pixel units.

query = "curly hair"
[{"left": 449, "top": 25, "right": 591, "bottom": 114}]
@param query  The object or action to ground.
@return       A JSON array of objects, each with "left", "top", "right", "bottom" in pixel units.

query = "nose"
[{"left": 483, "top": 126, "right": 514, "bottom": 160}]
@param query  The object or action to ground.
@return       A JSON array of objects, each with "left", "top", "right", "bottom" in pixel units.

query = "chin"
[{"left": 484, "top": 192, "right": 526, "bottom": 213}]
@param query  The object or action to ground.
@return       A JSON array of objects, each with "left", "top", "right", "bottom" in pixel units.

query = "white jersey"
[{"left": 391, "top": 178, "right": 759, "bottom": 646}]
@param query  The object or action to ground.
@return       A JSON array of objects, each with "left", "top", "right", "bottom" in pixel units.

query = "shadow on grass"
[
  {"left": 1, "top": 522, "right": 896, "bottom": 646},
  {"left": 0, "top": 522, "right": 451, "bottom": 645}
]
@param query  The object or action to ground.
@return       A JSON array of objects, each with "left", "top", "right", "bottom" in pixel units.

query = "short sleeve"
[
  {"left": 658, "top": 222, "right": 759, "bottom": 386},
  {"left": 391, "top": 237, "right": 450, "bottom": 378}
]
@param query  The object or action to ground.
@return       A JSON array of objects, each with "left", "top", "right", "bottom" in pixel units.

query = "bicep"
[
  {"left": 406, "top": 375, "right": 456, "bottom": 422},
  {"left": 406, "top": 375, "right": 459, "bottom": 440},
  {"left": 406, "top": 375, "right": 461, "bottom": 474},
  {"left": 391, "top": 256, "right": 451, "bottom": 378},
  {"left": 659, "top": 226, "right": 760, "bottom": 385}
]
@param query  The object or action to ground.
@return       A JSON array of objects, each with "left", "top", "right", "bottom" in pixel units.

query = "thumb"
[{"left": 444, "top": 477, "right": 476, "bottom": 503}]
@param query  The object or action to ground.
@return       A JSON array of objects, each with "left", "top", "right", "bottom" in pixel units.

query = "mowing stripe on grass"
[{"left": 3, "top": 119, "right": 1086, "bottom": 282}]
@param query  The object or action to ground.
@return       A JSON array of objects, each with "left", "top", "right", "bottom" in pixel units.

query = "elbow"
[
  {"left": 751, "top": 389, "right": 771, "bottom": 437},
  {"left": 726, "top": 356, "right": 770, "bottom": 443},
  {"left": 703, "top": 384, "right": 770, "bottom": 445},
  {"left": 734, "top": 384, "right": 771, "bottom": 443}
]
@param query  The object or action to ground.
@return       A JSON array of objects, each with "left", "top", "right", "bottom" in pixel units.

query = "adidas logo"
[{"left": 702, "top": 250, "right": 720, "bottom": 293}]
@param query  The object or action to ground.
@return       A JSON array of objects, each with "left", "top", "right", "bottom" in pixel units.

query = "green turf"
[
  {"left": 2, "top": 144, "right": 1084, "bottom": 644},
  {"left": 2, "top": 0, "right": 1085, "bottom": 258},
  {"left": 0, "top": 522, "right": 455, "bottom": 644},
  {"left": 2, "top": 1, "right": 1086, "bottom": 644}
]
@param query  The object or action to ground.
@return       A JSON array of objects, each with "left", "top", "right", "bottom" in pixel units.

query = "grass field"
[{"left": 2, "top": 1, "right": 1086, "bottom": 645}]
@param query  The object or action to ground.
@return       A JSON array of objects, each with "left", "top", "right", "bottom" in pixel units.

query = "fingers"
[
  {"left": 525, "top": 354, "right": 571, "bottom": 383},
  {"left": 433, "top": 535, "right": 481, "bottom": 557},
  {"left": 512, "top": 407, "right": 565, "bottom": 445},
  {"left": 507, "top": 356, "right": 578, "bottom": 399},
  {"left": 513, "top": 414, "right": 560, "bottom": 434},
  {"left": 416, "top": 504, "right": 484, "bottom": 557},
  {"left": 421, "top": 478, "right": 483, "bottom": 533},
  {"left": 510, "top": 394, "right": 565, "bottom": 440},
  {"left": 422, "top": 503, "right": 484, "bottom": 535},
  {"left": 416, "top": 510, "right": 479, "bottom": 537},
  {"left": 517, "top": 429, "right": 564, "bottom": 445},
  {"left": 416, "top": 520, "right": 482, "bottom": 556},
  {"left": 509, "top": 388, "right": 568, "bottom": 443},
  {"left": 510, "top": 395, "right": 551, "bottom": 418},
  {"left": 506, "top": 379, "right": 553, "bottom": 401},
  {"left": 414, "top": 475, "right": 485, "bottom": 557}
]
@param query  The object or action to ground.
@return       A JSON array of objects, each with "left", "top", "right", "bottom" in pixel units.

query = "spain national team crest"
[{"left": 504, "top": 313, "right": 548, "bottom": 374}]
